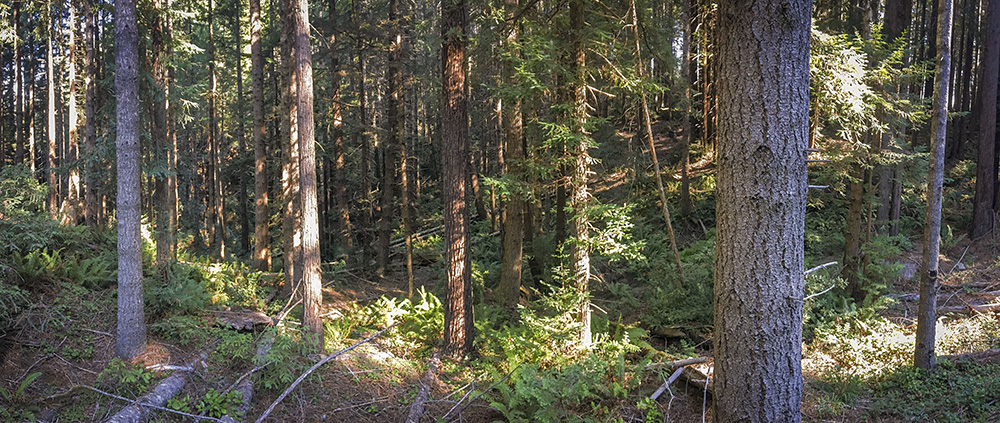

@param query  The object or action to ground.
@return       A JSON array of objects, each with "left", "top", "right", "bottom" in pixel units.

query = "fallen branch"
[
  {"left": 649, "top": 366, "right": 685, "bottom": 401},
  {"left": 938, "top": 303, "right": 1000, "bottom": 315},
  {"left": 404, "top": 352, "right": 441, "bottom": 423},
  {"left": 97, "top": 372, "right": 207, "bottom": 423},
  {"left": 253, "top": 323, "right": 401, "bottom": 423},
  {"left": 941, "top": 348, "right": 1000, "bottom": 363},
  {"left": 645, "top": 356, "right": 709, "bottom": 370}
]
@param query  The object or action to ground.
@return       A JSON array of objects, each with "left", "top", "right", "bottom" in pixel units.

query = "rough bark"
[
  {"left": 252, "top": 0, "right": 271, "bottom": 271},
  {"left": 208, "top": 0, "right": 226, "bottom": 260},
  {"left": 114, "top": 0, "right": 147, "bottom": 361},
  {"left": 679, "top": 0, "right": 693, "bottom": 216},
  {"left": 441, "top": 0, "right": 474, "bottom": 359},
  {"left": 915, "top": 0, "right": 952, "bottom": 371},
  {"left": 152, "top": 0, "right": 171, "bottom": 271},
  {"left": 235, "top": 14, "right": 250, "bottom": 257},
  {"left": 713, "top": 0, "right": 810, "bottom": 421},
  {"left": 843, "top": 164, "right": 866, "bottom": 303},
  {"left": 280, "top": 0, "right": 302, "bottom": 298},
  {"left": 328, "top": 0, "right": 353, "bottom": 253},
  {"left": 292, "top": 0, "right": 324, "bottom": 347},
  {"left": 103, "top": 372, "right": 188, "bottom": 423},
  {"left": 47, "top": 1, "right": 58, "bottom": 220},
  {"left": 497, "top": 0, "right": 524, "bottom": 307},
  {"left": 970, "top": 0, "right": 999, "bottom": 239},
  {"left": 378, "top": 0, "right": 403, "bottom": 279}
]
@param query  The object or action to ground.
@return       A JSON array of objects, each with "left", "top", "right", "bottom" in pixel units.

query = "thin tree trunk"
[
  {"left": 713, "top": 0, "right": 810, "bottom": 420},
  {"left": 233, "top": 14, "right": 250, "bottom": 256},
  {"left": 970, "top": 0, "right": 999, "bottom": 239},
  {"left": 252, "top": 0, "right": 271, "bottom": 271},
  {"left": 915, "top": 0, "right": 952, "bottom": 371},
  {"left": 497, "top": 0, "right": 524, "bottom": 308},
  {"left": 14, "top": 2, "right": 23, "bottom": 167},
  {"left": 629, "top": 0, "right": 683, "bottom": 285},
  {"left": 208, "top": 0, "right": 226, "bottom": 260},
  {"left": 115, "top": 0, "right": 147, "bottom": 361},
  {"left": 441, "top": 0, "right": 473, "bottom": 359},
  {"left": 378, "top": 0, "right": 403, "bottom": 278},
  {"left": 83, "top": 0, "right": 99, "bottom": 227},
  {"left": 48, "top": 1, "right": 58, "bottom": 220},
  {"left": 152, "top": 0, "right": 172, "bottom": 271},
  {"left": 568, "top": 0, "right": 591, "bottom": 347},
  {"left": 281, "top": 0, "right": 302, "bottom": 298},
  {"left": 328, "top": 0, "right": 352, "bottom": 253},
  {"left": 679, "top": 0, "right": 693, "bottom": 217}
]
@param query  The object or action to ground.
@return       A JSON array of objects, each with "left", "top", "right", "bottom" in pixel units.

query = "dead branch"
[
  {"left": 443, "top": 363, "right": 521, "bottom": 422},
  {"left": 96, "top": 372, "right": 211, "bottom": 423},
  {"left": 404, "top": 352, "right": 440, "bottom": 423},
  {"left": 649, "top": 366, "right": 685, "bottom": 401},
  {"left": 645, "top": 356, "right": 709, "bottom": 370},
  {"left": 253, "top": 322, "right": 401, "bottom": 423}
]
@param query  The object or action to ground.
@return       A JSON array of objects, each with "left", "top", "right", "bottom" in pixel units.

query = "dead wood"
[
  {"left": 220, "top": 333, "right": 276, "bottom": 423},
  {"left": 209, "top": 310, "right": 274, "bottom": 331},
  {"left": 645, "top": 356, "right": 709, "bottom": 370},
  {"left": 404, "top": 351, "right": 440, "bottom": 423},
  {"left": 941, "top": 348, "right": 1000, "bottom": 363},
  {"left": 101, "top": 372, "right": 193, "bottom": 423},
  {"left": 938, "top": 303, "right": 1000, "bottom": 315},
  {"left": 253, "top": 322, "right": 400, "bottom": 423}
]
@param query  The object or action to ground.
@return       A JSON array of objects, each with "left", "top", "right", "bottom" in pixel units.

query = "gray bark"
[
  {"left": 712, "top": 0, "right": 811, "bottom": 421},
  {"left": 970, "top": 0, "right": 999, "bottom": 239},
  {"left": 915, "top": 0, "right": 952, "bottom": 370},
  {"left": 114, "top": 0, "right": 147, "bottom": 361},
  {"left": 103, "top": 372, "right": 187, "bottom": 423}
]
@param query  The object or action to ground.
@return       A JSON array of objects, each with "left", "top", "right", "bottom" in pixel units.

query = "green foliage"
[
  {"left": 812, "top": 311, "right": 912, "bottom": 378},
  {"left": 98, "top": 358, "right": 155, "bottom": 398},
  {"left": 167, "top": 394, "right": 193, "bottom": 413},
  {"left": 257, "top": 329, "right": 311, "bottom": 392},
  {"left": 202, "top": 261, "right": 267, "bottom": 310},
  {"left": 145, "top": 261, "right": 211, "bottom": 317},
  {"left": 586, "top": 203, "right": 645, "bottom": 262},
  {"left": 0, "top": 164, "right": 46, "bottom": 221},
  {"left": 811, "top": 368, "right": 866, "bottom": 416},
  {"left": 213, "top": 330, "right": 255, "bottom": 366},
  {"left": 869, "top": 361, "right": 1000, "bottom": 422},
  {"left": 627, "top": 227, "right": 714, "bottom": 329},
  {"left": 0, "top": 372, "right": 42, "bottom": 422},
  {"left": 195, "top": 388, "right": 244, "bottom": 418},
  {"left": 859, "top": 234, "right": 909, "bottom": 299},
  {"left": 149, "top": 315, "right": 210, "bottom": 345}
]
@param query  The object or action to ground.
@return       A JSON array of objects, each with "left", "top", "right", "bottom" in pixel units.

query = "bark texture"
[
  {"left": 115, "top": 0, "right": 147, "bottom": 361},
  {"left": 441, "top": 0, "right": 474, "bottom": 359},
  {"left": 970, "top": 0, "right": 999, "bottom": 239},
  {"left": 252, "top": 0, "right": 271, "bottom": 271},
  {"left": 915, "top": 0, "right": 952, "bottom": 370},
  {"left": 713, "top": 0, "right": 810, "bottom": 421},
  {"left": 497, "top": 0, "right": 524, "bottom": 307}
]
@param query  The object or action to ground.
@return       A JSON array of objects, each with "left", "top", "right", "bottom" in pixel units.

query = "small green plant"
[
  {"left": 195, "top": 388, "right": 244, "bottom": 418},
  {"left": 0, "top": 372, "right": 42, "bottom": 422},
  {"left": 636, "top": 397, "right": 662, "bottom": 422},
  {"left": 167, "top": 394, "right": 193, "bottom": 413},
  {"left": 98, "top": 358, "right": 155, "bottom": 397},
  {"left": 870, "top": 361, "right": 1000, "bottom": 422}
]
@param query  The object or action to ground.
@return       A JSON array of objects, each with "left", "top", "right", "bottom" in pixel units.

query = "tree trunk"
[
  {"left": 83, "top": 0, "right": 99, "bottom": 227},
  {"left": 114, "top": 0, "right": 147, "bottom": 361},
  {"left": 916, "top": 0, "right": 952, "bottom": 371},
  {"left": 568, "top": 0, "right": 591, "bottom": 347},
  {"left": 328, "top": 0, "right": 353, "bottom": 253},
  {"left": 970, "top": 0, "right": 999, "bottom": 239},
  {"left": 281, "top": 0, "right": 302, "bottom": 298},
  {"left": 152, "top": 0, "right": 171, "bottom": 271},
  {"left": 441, "top": 0, "right": 474, "bottom": 359},
  {"left": 47, "top": 1, "right": 58, "bottom": 220},
  {"left": 252, "top": 0, "right": 271, "bottom": 271},
  {"left": 378, "top": 0, "right": 403, "bottom": 278},
  {"left": 14, "top": 2, "right": 23, "bottom": 168},
  {"left": 292, "top": 0, "right": 324, "bottom": 349},
  {"left": 235, "top": 14, "right": 250, "bottom": 257},
  {"left": 679, "top": 0, "right": 693, "bottom": 217},
  {"left": 208, "top": 0, "right": 226, "bottom": 260},
  {"left": 713, "top": 0, "right": 810, "bottom": 421},
  {"left": 843, "top": 164, "right": 866, "bottom": 303},
  {"left": 497, "top": 0, "right": 524, "bottom": 308}
]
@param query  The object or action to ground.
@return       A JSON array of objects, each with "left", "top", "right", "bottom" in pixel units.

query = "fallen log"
[
  {"left": 220, "top": 334, "right": 276, "bottom": 423},
  {"left": 403, "top": 352, "right": 440, "bottom": 423},
  {"left": 938, "top": 303, "right": 1000, "bottom": 315},
  {"left": 101, "top": 372, "right": 191, "bottom": 423},
  {"left": 645, "top": 356, "right": 709, "bottom": 370}
]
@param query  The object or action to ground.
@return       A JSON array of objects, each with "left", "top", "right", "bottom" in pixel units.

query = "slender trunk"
[
  {"left": 679, "top": 0, "right": 693, "bottom": 216},
  {"left": 83, "top": 0, "right": 98, "bottom": 227},
  {"left": 915, "top": 0, "right": 952, "bottom": 371},
  {"left": 115, "top": 0, "right": 147, "bottom": 361},
  {"left": 843, "top": 165, "right": 866, "bottom": 303},
  {"left": 441, "top": 0, "right": 474, "bottom": 359},
  {"left": 235, "top": 14, "right": 250, "bottom": 256},
  {"left": 281, "top": 0, "right": 302, "bottom": 297},
  {"left": 152, "top": 0, "right": 172, "bottom": 271},
  {"left": 629, "top": 0, "right": 683, "bottom": 285},
  {"left": 14, "top": 3, "right": 23, "bottom": 167},
  {"left": 568, "top": 0, "right": 591, "bottom": 347},
  {"left": 48, "top": 1, "right": 58, "bottom": 220},
  {"left": 970, "top": 0, "right": 999, "bottom": 239},
  {"left": 293, "top": 0, "right": 324, "bottom": 349},
  {"left": 28, "top": 57, "right": 36, "bottom": 174},
  {"left": 328, "top": 0, "right": 352, "bottom": 252},
  {"left": 252, "top": 0, "right": 271, "bottom": 271},
  {"left": 497, "top": 0, "right": 524, "bottom": 307},
  {"left": 355, "top": 0, "right": 373, "bottom": 266},
  {"left": 378, "top": 0, "right": 403, "bottom": 278},
  {"left": 208, "top": 0, "right": 226, "bottom": 259}
]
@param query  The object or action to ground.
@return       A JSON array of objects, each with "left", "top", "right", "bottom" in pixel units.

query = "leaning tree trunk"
[
  {"left": 114, "top": 0, "right": 147, "bottom": 361},
  {"left": 969, "top": 0, "right": 999, "bottom": 239},
  {"left": 712, "top": 0, "right": 811, "bottom": 421},
  {"left": 915, "top": 0, "right": 952, "bottom": 371}
]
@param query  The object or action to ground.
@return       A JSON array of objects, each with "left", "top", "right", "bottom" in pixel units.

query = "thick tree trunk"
[
  {"left": 916, "top": 0, "right": 952, "bottom": 371},
  {"left": 713, "top": 0, "right": 810, "bottom": 421},
  {"left": 292, "top": 0, "right": 324, "bottom": 348},
  {"left": 114, "top": 0, "right": 147, "bottom": 361},
  {"left": 281, "top": 0, "right": 302, "bottom": 299},
  {"left": 441, "top": 0, "right": 474, "bottom": 359},
  {"left": 252, "top": 0, "right": 271, "bottom": 271},
  {"left": 970, "top": 0, "right": 999, "bottom": 239}
]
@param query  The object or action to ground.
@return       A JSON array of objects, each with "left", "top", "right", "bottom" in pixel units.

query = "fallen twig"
[
  {"left": 404, "top": 352, "right": 441, "bottom": 423},
  {"left": 645, "top": 356, "right": 709, "bottom": 370},
  {"left": 649, "top": 366, "right": 685, "bottom": 401},
  {"left": 253, "top": 323, "right": 401, "bottom": 423}
]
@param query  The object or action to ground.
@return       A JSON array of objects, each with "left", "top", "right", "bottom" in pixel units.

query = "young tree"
[
  {"left": 497, "top": 0, "right": 524, "bottom": 308},
  {"left": 969, "top": 0, "right": 998, "bottom": 239},
  {"left": 152, "top": 0, "right": 172, "bottom": 270},
  {"left": 441, "top": 0, "right": 473, "bottom": 359},
  {"left": 292, "top": 0, "right": 324, "bottom": 346},
  {"left": 64, "top": 0, "right": 82, "bottom": 224},
  {"left": 47, "top": 0, "right": 57, "bottom": 220},
  {"left": 82, "top": 0, "right": 99, "bottom": 227},
  {"left": 327, "top": 0, "right": 352, "bottom": 254},
  {"left": 378, "top": 0, "right": 403, "bottom": 278},
  {"left": 567, "top": 0, "right": 591, "bottom": 347},
  {"left": 915, "top": 0, "right": 952, "bottom": 371},
  {"left": 115, "top": 0, "right": 147, "bottom": 361},
  {"left": 712, "top": 0, "right": 811, "bottom": 421},
  {"left": 251, "top": 0, "right": 270, "bottom": 271}
]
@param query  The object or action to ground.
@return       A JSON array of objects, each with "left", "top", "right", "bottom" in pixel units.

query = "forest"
[{"left": 1, "top": 0, "right": 1000, "bottom": 420}]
